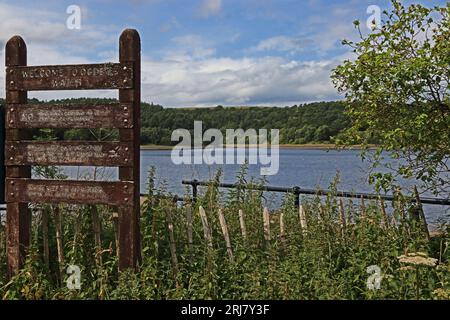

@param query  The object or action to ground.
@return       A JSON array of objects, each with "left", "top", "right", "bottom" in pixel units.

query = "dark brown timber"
[
  {"left": 6, "top": 103, "right": 133, "bottom": 129},
  {"left": 6, "top": 63, "right": 133, "bottom": 91},
  {"left": 118, "top": 29, "right": 141, "bottom": 270},
  {"left": 6, "top": 141, "right": 134, "bottom": 166},
  {"left": 5, "top": 30, "right": 142, "bottom": 276},
  {"left": 5, "top": 36, "right": 31, "bottom": 277},
  {"left": 6, "top": 178, "right": 134, "bottom": 206}
]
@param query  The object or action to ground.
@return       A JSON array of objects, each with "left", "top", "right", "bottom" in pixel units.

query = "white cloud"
[
  {"left": 249, "top": 5, "right": 358, "bottom": 57},
  {"left": 314, "top": 16, "right": 357, "bottom": 52},
  {"left": 250, "top": 36, "right": 314, "bottom": 54},
  {"left": 197, "top": 0, "right": 222, "bottom": 18},
  {"left": 159, "top": 16, "right": 180, "bottom": 33},
  {"left": 162, "top": 34, "right": 216, "bottom": 61},
  {"left": 292, "top": 4, "right": 363, "bottom": 55},
  {"left": 141, "top": 55, "right": 341, "bottom": 107}
]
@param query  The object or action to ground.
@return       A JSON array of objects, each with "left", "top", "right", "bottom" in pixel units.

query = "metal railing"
[
  {"left": 139, "top": 193, "right": 185, "bottom": 203},
  {"left": 182, "top": 179, "right": 450, "bottom": 208}
]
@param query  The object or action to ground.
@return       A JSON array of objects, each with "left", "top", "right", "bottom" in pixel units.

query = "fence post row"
[{"left": 4, "top": 29, "right": 141, "bottom": 276}]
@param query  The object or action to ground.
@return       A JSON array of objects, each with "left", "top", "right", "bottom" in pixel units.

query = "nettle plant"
[{"left": 332, "top": 0, "right": 450, "bottom": 196}]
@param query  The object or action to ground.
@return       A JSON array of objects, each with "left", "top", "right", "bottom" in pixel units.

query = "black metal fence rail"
[
  {"left": 139, "top": 193, "right": 185, "bottom": 203},
  {"left": 182, "top": 179, "right": 450, "bottom": 208}
]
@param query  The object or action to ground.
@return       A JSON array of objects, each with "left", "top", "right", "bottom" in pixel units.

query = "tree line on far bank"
[{"left": 0, "top": 98, "right": 353, "bottom": 146}]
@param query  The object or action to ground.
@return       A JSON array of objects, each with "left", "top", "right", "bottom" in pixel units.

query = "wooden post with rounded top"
[
  {"left": 118, "top": 29, "right": 142, "bottom": 270},
  {"left": 5, "top": 36, "right": 31, "bottom": 277}
]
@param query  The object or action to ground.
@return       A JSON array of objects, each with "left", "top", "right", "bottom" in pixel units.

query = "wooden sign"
[
  {"left": 6, "top": 63, "right": 133, "bottom": 91},
  {"left": 0, "top": 108, "right": 4, "bottom": 204},
  {"left": 5, "top": 29, "right": 142, "bottom": 276},
  {"left": 6, "top": 179, "right": 134, "bottom": 206},
  {"left": 5, "top": 141, "right": 133, "bottom": 166},
  {"left": 6, "top": 103, "right": 133, "bottom": 129}
]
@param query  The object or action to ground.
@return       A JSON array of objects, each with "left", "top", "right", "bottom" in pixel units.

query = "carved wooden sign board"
[{"left": 5, "top": 29, "right": 142, "bottom": 276}]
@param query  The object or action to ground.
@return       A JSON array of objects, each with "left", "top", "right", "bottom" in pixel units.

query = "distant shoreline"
[{"left": 140, "top": 144, "right": 377, "bottom": 151}]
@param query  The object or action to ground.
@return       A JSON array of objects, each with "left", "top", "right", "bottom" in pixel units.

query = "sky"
[{"left": 0, "top": 0, "right": 446, "bottom": 107}]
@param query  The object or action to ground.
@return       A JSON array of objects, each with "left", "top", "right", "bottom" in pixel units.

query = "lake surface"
[{"left": 63, "top": 148, "right": 448, "bottom": 225}]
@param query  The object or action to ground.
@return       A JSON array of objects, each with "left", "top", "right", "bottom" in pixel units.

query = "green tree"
[
  {"left": 332, "top": 0, "right": 449, "bottom": 194},
  {"left": 314, "top": 125, "right": 332, "bottom": 142}
]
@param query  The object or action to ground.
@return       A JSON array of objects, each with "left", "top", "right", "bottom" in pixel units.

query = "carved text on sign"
[
  {"left": 6, "top": 141, "right": 133, "bottom": 166},
  {"left": 6, "top": 63, "right": 133, "bottom": 90},
  {"left": 6, "top": 178, "right": 134, "bottom": 206},
  {"left": 7, "top": 103, "right": 133, "bottom": 128}
]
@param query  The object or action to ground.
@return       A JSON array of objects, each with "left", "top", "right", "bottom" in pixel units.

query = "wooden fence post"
[
  {"left": 218, "top": 208, "right": 233, "bottom": 262},
  {"left": 92, "top": 205, "right": 102, "bottom": 268},
  {"left": 379, "top": 197, "right": 389, "bottom": 228},
  {"left": 112, "top": 212, "right": 119, "bottom": 258},
  {"left": 361, "top": 196, "right": 366, "bottom": 218},
  {"left": 279, "top": 210, "right": 286, "bottom": 245},
  {"left": 40, "top": 208, "right": 49, "bottom": 269},
  {"left": 5, "top": 35, "right": 31, "bottom": 277},
  {"left": 339, "top": 199, "right": 346, "bottom": 235},
  {"left": 299, "top": 205, "right": 308, "bottom": 235},
  {"left": 54, "top": 205, "right": 64, "bottom": 281},
  {"left": 166, "top": 206, "right": 179, "bottom": 275},
  {"left": 263, "top": 207, "right": 271, "bottom": 242},
  {"left": 414, "top": 186, "right": 430, "bottom": 241},
  {"left": 186, "top": 204, "right": 193, "bottom": 261},
  {"left": 238, "top": 209, "right": 247, "bottom": 240},
  {"left": 199, "top": 206, "right": 213, "bottom": 249}
]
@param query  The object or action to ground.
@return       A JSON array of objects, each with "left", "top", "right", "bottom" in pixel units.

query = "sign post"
[
  {"left": 5, "top": 29, "right": 141, "bottom": 276},
  {"left": 0, "top": 106, "right": 5, "bottom": 205},
  {"left": 118, "top": 29, "right": 142, "bottom": 269}
]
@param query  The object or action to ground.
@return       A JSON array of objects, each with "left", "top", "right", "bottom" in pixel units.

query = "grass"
[{"left": 0, "top": 167, "right": 448, "bottom": 300}]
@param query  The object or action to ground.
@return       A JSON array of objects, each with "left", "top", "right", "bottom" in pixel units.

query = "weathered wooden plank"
[
  {"left": 166, "top": 206, "right": 179, "bottom": 276},
  {"left": 263, "top": 207, "right": 271, "bottom": 242},
  {"left": 6, "top": 63, "right": 133, "bottom": 91},
  {"left": 279, "top": 210, "right": 286, "bottom": 245},
  {"left": 6, "top": 103, "right": 133, "bottom": 129},
  {"left": 299, "top": 205, "right": 308, "bottom": 235},
  {"left": 6, "top": 141, "right": 133, "bottom": 166},
  {"left": 186, "top": 205, "right": 193, "bottom": 262},
  {"left": 238, "top": 209, "right": 247, "bottom": 240},
  {"left": 5, "top": 178, "right": 134, "bottom": 206},
  {"left": 218, "top": 208, "right": 234, "bottom": 262},
  {"left": 199, "top": 206, "right": 213, "bottom": 249}
]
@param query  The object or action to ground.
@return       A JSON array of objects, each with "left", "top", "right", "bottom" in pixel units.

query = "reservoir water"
[{"left": 63, "top": 148, "right": 448, "bottom": 225}]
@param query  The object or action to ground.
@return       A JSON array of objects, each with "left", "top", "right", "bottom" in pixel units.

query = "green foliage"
[
  {"left": 0, "top": 168, "right": 448, "bottom": 300},
  {"left": 140, "top": 101, "right": 350, "bottom": 145},
  {"left": 332, "top": 0, "right": 450, "bottom": 194},
  {"left": 0, "top": 98, "right": 350, "bottom": 146}
]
